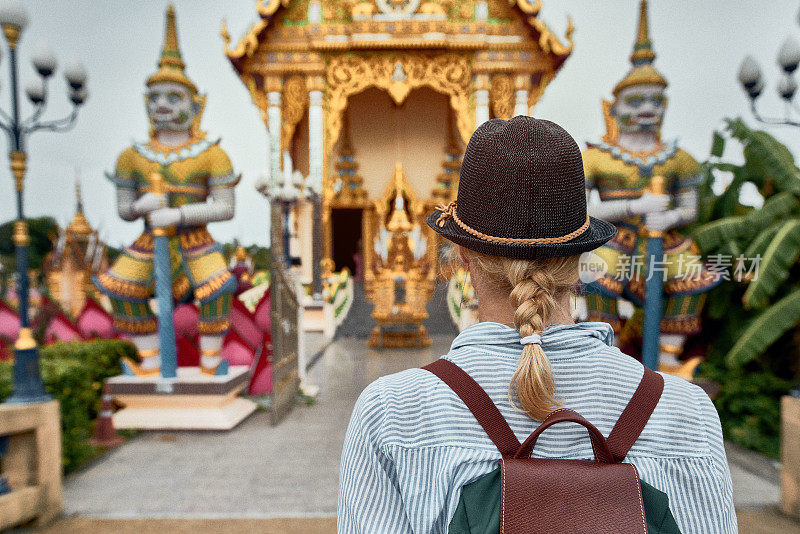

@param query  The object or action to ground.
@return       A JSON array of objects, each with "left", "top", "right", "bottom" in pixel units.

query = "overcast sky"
[{"left": 0, "top": 1, "right": 795, "bottom": 248}]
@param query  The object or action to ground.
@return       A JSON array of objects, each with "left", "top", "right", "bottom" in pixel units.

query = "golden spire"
[
  {"left": 612, "top": 0, "right": 667, "bottom": 96},
  {"left": 67, "top": 174, "right": 93, "bottom": 237},
  {"left": 75, "top": 178, "right": 84, "bottom": 214},
  {"left": 235, "top": 246, "right": 247, "bottom": 262},
  {"left": 630, "top": 0, "right": 655, "bottom": 66},
  {"left": 146, "top": 4, "right": 197, "bottom": 94},
  {"left": 387, "top": 163, "right": 413, "bottom": 233}
]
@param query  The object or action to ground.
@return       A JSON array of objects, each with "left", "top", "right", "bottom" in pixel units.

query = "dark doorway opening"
[{"left": 332, "top": 208, "right": 363, "bottom": 273}]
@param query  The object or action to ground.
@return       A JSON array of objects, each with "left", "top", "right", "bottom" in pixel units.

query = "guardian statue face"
[
  {"left": 146, "top": 81, "right": 198, "bottom": 133},
  {"left": 612, "top": 84, "right": 666, "bottom": 135}
]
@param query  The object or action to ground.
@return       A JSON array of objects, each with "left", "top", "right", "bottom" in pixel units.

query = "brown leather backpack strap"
[
  {"left": 423, "top": 358, "right": 522, "bottom": 458},
  {"left": 607, "top": 366, "right": 664, "bottom": 463}
]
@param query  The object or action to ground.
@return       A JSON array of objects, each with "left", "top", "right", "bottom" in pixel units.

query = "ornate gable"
[{"left": 222, "top": 0, "right": 573, "bottom": 75}]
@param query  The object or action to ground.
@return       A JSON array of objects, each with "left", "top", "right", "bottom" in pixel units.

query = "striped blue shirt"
[{"left": 338, "top": 321, "right": 737, "bottom": 533}]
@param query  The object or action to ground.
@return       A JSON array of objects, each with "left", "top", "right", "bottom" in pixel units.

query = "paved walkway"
[
  {"left": 45, "top": 335, "right": 799, "bottom": 532},
  {"left": 58, "top": 336, "right": 448, "bottom": 519}
]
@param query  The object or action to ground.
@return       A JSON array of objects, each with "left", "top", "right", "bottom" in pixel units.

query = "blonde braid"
[
  {"left": 508, "top": 266, "right": 561, "bottom": 420},
  {"left": 463, "top": 249, "right": 580, "bottom": 421}
]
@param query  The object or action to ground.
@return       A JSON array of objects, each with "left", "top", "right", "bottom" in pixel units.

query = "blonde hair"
[{"left": 461, "top": 248, "right": 580, "bottom": 420}]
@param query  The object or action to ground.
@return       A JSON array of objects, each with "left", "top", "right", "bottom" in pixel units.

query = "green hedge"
[
  {"left": 0, "top": 339, "right": 134, "bottom": 473},
  {"left": 697, "top": 349, "right": 795, "bottom": 460}
]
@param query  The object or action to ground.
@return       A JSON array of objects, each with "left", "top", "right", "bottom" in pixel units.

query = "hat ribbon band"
[{"left": 434, "top": 201, "right": 591, "bottom": 245}]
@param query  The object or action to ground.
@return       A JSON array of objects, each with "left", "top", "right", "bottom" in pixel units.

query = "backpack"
[{"left": 422, "top": 358, "right": 682, "bottom": 534}]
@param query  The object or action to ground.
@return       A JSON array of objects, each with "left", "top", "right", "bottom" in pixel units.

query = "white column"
[
  {"left": 267, "top": 90, "right": 282, "bottom": 187},
  {"left": 308, "top": 0, "right": 322, "bottom": 24},
  {"left": 475, "top": 0, "right": 488, "bottom": 21},
  {"left": 475, "top": 74, "right": 490, "bottom": 128},
  {"left": 309, "top": 90, "right": 324, "bottom": 191},
  {"left": 514, "top": 75, "right": 531, "bottom": 117},
  {"left": 514, "top": 89, "right": 529, "bottom": 117},
  {"left": 475, "top": 90, "right": 490, "bottom": 128}
]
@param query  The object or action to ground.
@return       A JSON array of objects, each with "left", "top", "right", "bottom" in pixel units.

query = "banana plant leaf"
[
  {"left": 745, "top": 222, "right": 784, "bottom": 258},
  {"left": 718, "top": 167, "right": 749, "bottom": 221},
  {"left": 727, "top": 119, "right": 800, "bottom": 195},
  {"left": 695, "top": 162, "right": 720, "bottom": 225},
  {"left": 727, "top": 287, "right": 800, "bottom": 367},
  {"left": 711, "top": 131, "right": 726, "bottom": 158},
  {"left": 694, "top": 216, "right": 745, "bottom": 253},
  {"left": 742, "top": 219, "right": 800, "bottom": 309},
  {"left": 694, "top": 193, "right": 799, "bottom": 253},
  {"left": 742, "top": 191, "right": 800, "bottom": 233}
]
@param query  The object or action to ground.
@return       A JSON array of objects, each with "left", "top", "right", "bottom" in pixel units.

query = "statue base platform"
[
  {"left": 368, "top": 324, "right": 431, "bottom": 348},
  {"left": 107, "top": 366, "right": 257, "bottom": 431}
]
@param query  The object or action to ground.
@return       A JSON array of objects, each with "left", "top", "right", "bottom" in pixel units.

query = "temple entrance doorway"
[
  {"left": 331, "top": 208, "right": 363, "bottom": 277},
  {"left": 346, "top": 86, "right": 454, "bottom": 201},
  {"left": 326, "top": 85, "right": 463, "bottom": 342}
]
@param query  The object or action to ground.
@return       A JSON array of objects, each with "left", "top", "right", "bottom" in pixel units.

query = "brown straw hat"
[{"left": 427, "top": 116, "right": 616, "bottom": 259}]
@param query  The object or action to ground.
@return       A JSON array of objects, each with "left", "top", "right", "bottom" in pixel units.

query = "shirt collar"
[{"left": 449, "top": 321, "right": 615, "bottom": 357}]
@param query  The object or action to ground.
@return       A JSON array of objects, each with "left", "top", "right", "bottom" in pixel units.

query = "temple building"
[
  {"left": 224, "top": 0, "right": 574, "bottom": 328},
  {"left": 42, "top": 182, "right": 109, "bottom": 317}
]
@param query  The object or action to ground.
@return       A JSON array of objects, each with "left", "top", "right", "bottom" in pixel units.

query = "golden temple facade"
[{"left": 224, "top": 0, "right": 574, "bottom": 325}]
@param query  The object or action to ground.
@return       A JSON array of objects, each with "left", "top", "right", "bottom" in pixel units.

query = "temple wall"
[{"left": 345, "top": 87, "right": 450, "bottom": 201}]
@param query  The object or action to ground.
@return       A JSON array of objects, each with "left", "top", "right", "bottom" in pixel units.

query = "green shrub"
[
  {"left": 0, "top": 339, "right": 134, "bottom": 473},
  {"left": 697, "top": 348, "right": 795, "bottom": 459}
]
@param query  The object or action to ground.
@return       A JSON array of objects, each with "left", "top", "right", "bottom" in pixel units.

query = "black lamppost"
[
  {"left": 1, "top": 0, "right": 88, "bottom": 404},
  {"left": 270, "top": 154, "right": 302, "bottom": 268},
  {"left": 738, "top": 31, "right": 800, "bottom": 126}
]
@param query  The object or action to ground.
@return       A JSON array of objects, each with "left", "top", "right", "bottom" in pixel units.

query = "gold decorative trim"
[
  {"left": 198, "top": 318, "right": 231, "bottom": 335},
  {"left": 242, "top": 74, "right": 269, "bottom": 126},
  {"left": 223, "top": 0, "right": 574, "bottom": 63},
  {"left": 514, "top": 0, "right": 542, "bottom": 15},
  {"left": 490, "top": 74, "right": 514, "bottom": 120},
  {"left": 10, "top": 150, "right": 26, "bottom": 192},
  {"left": 138, "top": 348, "right": 160, "bottom": 358},
  {"left": 530, "top": 16, "right": 574, "bottom": 56},
  {"left": 2, "top": 24, "right": 19, "bottom": 48},
  {"left": 114, "top": 318, "right": 158, "bottom": 335},
  {"left": 325, "top": 53, "right": 474, "bottom": 160},
  {"left": 307, "top": 74, "right": 326, "bottom": 92},
  {"left": 256, "top": 0, "right": 290, "bottom": 18},
  {"left": 14, "top": 327, "right": 37, "bottom": 350},
  {"left": 527, "top": 70, "right": 554, "bottom": 110},
  {"left": 514, "top": 74, "right": 532, "bottom": 91},
  {"left": 264, "top": 75, "right": 283, "bottom": 94},
  {"left": 194, "top": 272, "right": 233, "bottom": 302},
  {"left": 98, "top": 273, "right": 152, "bottom": 300},
  {"left": 282, "top": 75, "right": 308, "bottom": 152},
  {"left": 659, "top": 343, "right": 683, "bottom": 356},
  {"left": 601, "top": 99, "right": 620, "bottom": 144},
  {"left": 12, "top": 221, "right": 29, "bottom": 247}
]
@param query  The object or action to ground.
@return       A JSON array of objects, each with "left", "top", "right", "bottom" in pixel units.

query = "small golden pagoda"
[
  {"left": 43, "top": 181, "right": 109, "bottom": 317},
  {"left": 368, "top": 163, "right": 433, "bottom": 346},
  {"left": 224, "top": 0, "right": 574, "bottom": 323}
]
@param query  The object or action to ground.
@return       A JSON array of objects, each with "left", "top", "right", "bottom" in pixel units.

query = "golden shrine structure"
[
  {"left": 42, "top": 182, "right": 108, "bottom": 318},
  {"left": 223, "top": 0, "right": 574, "bottom": 344}
]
